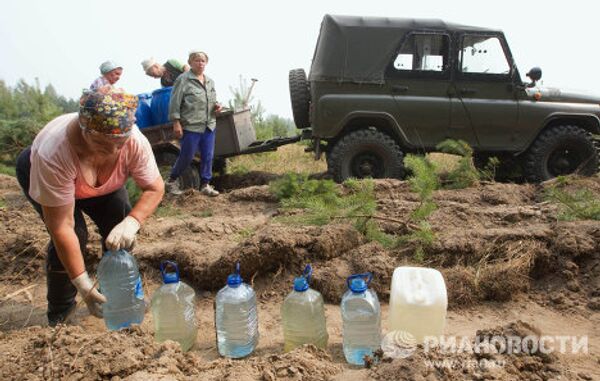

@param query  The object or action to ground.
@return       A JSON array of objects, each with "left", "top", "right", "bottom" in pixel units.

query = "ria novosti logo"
[{"left": 380, "top": 330, "right": 588, "bottom": 360}]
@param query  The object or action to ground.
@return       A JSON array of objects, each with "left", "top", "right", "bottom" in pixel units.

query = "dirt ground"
[{"left": 0, "top": 172, "right": 599, "bottom": 380}]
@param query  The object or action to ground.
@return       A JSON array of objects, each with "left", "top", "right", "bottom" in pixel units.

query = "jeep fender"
[
  {"left": 521, "top": 112, "right": 600, "bottom": 154},
  {"left": 327, "top": 111, "right": 410, "bottom": 148}
]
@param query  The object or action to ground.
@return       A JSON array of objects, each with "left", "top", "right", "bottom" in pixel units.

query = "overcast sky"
[{"left": 1, "top": 0, "right": 598, "bottom": 119}]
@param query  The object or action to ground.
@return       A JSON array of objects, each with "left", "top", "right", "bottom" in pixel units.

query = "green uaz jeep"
[{"left": 289, "top": 15, "right": 600, "bottom": 182}]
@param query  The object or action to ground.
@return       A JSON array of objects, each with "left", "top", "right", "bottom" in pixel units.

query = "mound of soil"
[{"left": 0, "top": 325, "right": 341, "bottom": 381}]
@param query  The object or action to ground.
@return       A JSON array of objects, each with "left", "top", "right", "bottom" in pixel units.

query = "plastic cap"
[
  {"left": 163, "top": 272, "right": 179, "bottom": 284},
  {"left": 227, "top": 273, "right": 242, "bottom": 287},
  {"left": 227, "top": 262, "right": 242, "bottom": 287},
  {"left": 294, "top": 276, "right": 309, "bottom": 292},
  {"left": 349, "top": 277, "right": 367, "bottom": 293}
]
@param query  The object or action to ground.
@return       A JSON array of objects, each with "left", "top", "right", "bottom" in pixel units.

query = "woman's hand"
[
  {"left": 71, "top": 271, "right": 106, "bottom": 318},
  {"left": 173, "top": 120, "right": 183, "bottom": 139},
  {"left": 106, "top": 216, "right": 140, "bottom": 251}
]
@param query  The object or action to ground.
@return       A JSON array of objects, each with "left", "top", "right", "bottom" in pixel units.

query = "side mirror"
[{"left": 526, "top": 67, "right": 542, "bottom": 86}]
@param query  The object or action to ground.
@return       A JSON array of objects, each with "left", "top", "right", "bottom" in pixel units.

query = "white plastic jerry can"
[{"left": 388, "top": 266, "right": 448, "bottom": 343}]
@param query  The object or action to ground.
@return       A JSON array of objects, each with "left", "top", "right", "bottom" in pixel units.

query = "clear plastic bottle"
[
  {"left": 215, "top": 263, "right": 259, "bottom": 358},
  {"left": 341, "top": 272, "right": 381, "bottom": 365},
  {"left": 281, "top": 264, "right": 328, "bottom": 352},
  {"left": 97, "top": 249, "right": 145, "bottom": 330},
  {"left": 151, "top": 261, "right": 197, "bottom": 351}
]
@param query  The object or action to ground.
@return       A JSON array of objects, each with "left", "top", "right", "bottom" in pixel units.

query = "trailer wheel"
[
  {"left": 289, "top": 69, "right": 310, "bottom": 128},
  {"left": 328, "top": 129, "right": 404, "bottom": 183},
  {"left": 154, "top": 150, "right": 200, "bottom": 190}
]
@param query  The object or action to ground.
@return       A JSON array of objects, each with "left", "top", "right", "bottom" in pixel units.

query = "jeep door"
[
  {"left": 452, "top": 33, "right": 520, "bottom": 149},
  {"left": 386, "top": 32, "right": 452, "bottom": 148}
]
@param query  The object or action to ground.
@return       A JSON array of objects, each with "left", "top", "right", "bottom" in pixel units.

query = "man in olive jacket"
[{"left": 167, "top": 50, "right": 222, "bottom": 197}]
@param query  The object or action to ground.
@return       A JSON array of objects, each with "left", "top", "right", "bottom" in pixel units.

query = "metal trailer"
[{"left": 140, "top": 109, "right": 303, "bottom": 189}]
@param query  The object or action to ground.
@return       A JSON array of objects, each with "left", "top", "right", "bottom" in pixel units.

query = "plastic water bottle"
[
  {"left": 215, "top": 262, "right": 259, "bottom": 358},
  {"left": 281, "top": 264, "right": 328, "bottom": 352},
  {"left": 151, "top": 261, "right": 197, "bottom": 352},
  {"left": 97, "top": 249, "right": 145, "bottom": 330},
  {"left": 341, "top": 272, "right": 381, "bottom": 365}
]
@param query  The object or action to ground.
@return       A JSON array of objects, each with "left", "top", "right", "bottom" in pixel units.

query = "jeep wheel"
[
  {"left": 154, "top": 150, "right": 200, "bottom": 190},
  {"left": 328, "top": 129, "right": 404, "bottom": 182},
  {"left": 289, "top": 68, "right": 310, "bottom": 128},
  {"left": 523, "top": 125, "right": 599, "bottom": 182}
]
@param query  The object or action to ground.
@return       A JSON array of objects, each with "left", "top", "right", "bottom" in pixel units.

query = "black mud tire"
[
  {"left": 328, "top": 129, "right": 404, "bottom": 183},
  {"left": 289, "top": 68, "right": 310, "bottom": 128},
  {"left": 154, "top": 150, "right": 200, "bottom": 190},
  {"left": 523, "top": 125, "right": 599, "bottom": 182}
]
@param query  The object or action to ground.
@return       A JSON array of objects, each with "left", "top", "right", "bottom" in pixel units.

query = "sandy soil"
[{"left": 0, "top": 173, "right": 599, "bottom": 380}]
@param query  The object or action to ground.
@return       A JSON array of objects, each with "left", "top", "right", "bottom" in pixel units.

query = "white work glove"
[
  {"left": 72, "top": 271, "right": 106, "bottom": 318},
  {"left": 106, "top": 216, "right": 140, "bottom": 251}
]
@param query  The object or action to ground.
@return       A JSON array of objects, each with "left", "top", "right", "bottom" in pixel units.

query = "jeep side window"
[
  {"left": 392, "top": 33, "right": 449, "bottom": 72},
  {"left": 459, "top": 36, "right": 510, "bottom": 74}
]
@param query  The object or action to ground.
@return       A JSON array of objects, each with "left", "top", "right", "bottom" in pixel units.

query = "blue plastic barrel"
[
  {"left": 150, "top": 87, "right": 173, "bottom": 125},
  {"left": 135, "top": 93, "right": 153, "bottom": 128}
]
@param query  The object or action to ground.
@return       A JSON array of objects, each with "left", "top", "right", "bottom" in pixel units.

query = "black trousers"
[{"left": 16, "top": 147, "right": 131, "bottom": 325}]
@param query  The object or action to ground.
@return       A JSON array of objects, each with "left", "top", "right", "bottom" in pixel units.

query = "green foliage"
[
  {"left": 125, "top": 178, "right": 142, "bottom": 205},
  {"left": 0, "top": 79, "right": 77, "bottom": 164},
  {"left": 193, "top": 209, "right": 213, "bottom": 218},
  {"left": 402, "top": 155, "right": 440, "bottom": 260},
  {"left": 436, "top": 139, "right": 480, "bottom": 189},
  {"left": 254, "top": 114, "right": 296, "bottom": 140},
  {"left": 478, "top": 156, "right": 501, "bottom": 182},
  {"left": 544, "top": 177, "right": 600, "bottom": 221},
  {"left": 0, "top": 197, "right": 5, "bottom": 209},
  {"left": 404, "top": 154, "right": 439, "bottom": 201}
]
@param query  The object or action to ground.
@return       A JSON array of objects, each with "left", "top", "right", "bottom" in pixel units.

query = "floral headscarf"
[{"left": 79, "top": 89, "right": 138, "bottom": 136}]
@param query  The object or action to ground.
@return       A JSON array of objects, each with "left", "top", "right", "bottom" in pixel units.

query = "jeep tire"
[
  {"left": 154, "top": 150, "right": 200, "bottom": 190},
  {"left": 522, "top": 125, "right": 599, "bottom": 182},
  {"left": 328, "top": 129, "right": 404, "bottom": 182},
  {"left": 289, "top": 69, "right": 310, "bottom": 128}
]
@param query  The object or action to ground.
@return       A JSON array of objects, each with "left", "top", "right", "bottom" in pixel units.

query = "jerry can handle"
[
  {"left": 302, "top": 264, "right": 312, "bottom": 284},
  {"left": 160, "top": 260, "right": 180, "bottom": 279}
]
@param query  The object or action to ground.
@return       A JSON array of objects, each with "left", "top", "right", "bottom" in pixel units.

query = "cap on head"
[
  {"left": 141, "top": 57, "right": 157, "bottom": 73},
  {"left": 79, "top": 88, "right": 138, "bottom": 137},
  {"left": 99, "top": 60, "right": 122, "bottom": 75}
]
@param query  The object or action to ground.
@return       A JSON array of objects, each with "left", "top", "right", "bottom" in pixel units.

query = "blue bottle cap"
[
  {"left": 227, "top": 262, "right": 242, "bottom": 288},
  {"left": 347, "top": 272, "right": 373, "bottom": 294},
  {"left": 293, "top": 264, "right": 312, "bottom": 292},
  {"left": 294, "top": 276, "right": 309, "bottom": 292},
  {"left": 160, "top": 261, "right": 180, "bottom": 284}
]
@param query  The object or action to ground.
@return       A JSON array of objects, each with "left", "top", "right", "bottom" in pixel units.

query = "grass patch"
[
  {"left": 192, "top": 209, "right": 213, "bottom": 218},
  {"left": 0, "top": 163, "right": 16, "bottom": 177},
  {"left": 155, "top": 203, "right": 184, "bottom": 218},
  {"left": 543, "top": 176, "right": 600, "bottom": 221},
  {"left": 228, "top": 143, "right": 326, "bottom": 175},
  {"left": 0, "top": 197, "right": 5, "bottom": 209},
  {"left": 235, "top": 227, "right": 255, "bottom": 242}
]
